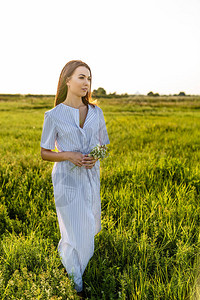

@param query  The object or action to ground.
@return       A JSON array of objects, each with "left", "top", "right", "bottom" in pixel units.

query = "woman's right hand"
[{"left": 68, "top": 152, "right": 85, "bottom": 167}]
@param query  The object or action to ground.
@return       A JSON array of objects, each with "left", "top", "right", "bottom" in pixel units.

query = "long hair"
[{"left": 54, "top": 60, "right": 96, "bottom": 108}]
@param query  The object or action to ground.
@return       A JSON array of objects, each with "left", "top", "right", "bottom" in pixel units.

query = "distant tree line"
[
  {"left": 92, "top": 88, "right": 189, "bottom": 98},
  {"left": 92, "top": 87, "right": 128, "bottom": 98},
  {"left": 0, "top": 90, "right": 192, "bottom": 99},
  {"left": 147, "top": 91, "right": 187, "bottom": 97}
]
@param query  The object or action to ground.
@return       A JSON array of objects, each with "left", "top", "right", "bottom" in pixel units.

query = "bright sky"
[{"left": 0, "top": 0, "right": 200, "bottom": 95}]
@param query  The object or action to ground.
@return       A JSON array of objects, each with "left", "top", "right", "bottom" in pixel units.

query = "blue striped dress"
[{"left": 40, "top": 102, "right": 110, "bottom": 292}]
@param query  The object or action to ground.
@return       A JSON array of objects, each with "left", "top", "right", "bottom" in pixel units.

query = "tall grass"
[{"left": 0, "top": 96, "right": 200, "bottom": 299}]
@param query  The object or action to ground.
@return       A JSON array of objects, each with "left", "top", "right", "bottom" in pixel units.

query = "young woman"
[{"left": 40, "top": 60, "right": 110, "bottom": 296}]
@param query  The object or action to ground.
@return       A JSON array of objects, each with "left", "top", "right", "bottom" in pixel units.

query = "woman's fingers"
[
  {"left": 82, "top": 160, "right": 95, "bottom": 166},
  {"left": 82, "top": 157, "right": 97, "bottom": 163},
  {"left": 74, "top": 159, "right": 84, "bottom": 167},
  {"left": 81, "top": 155, "right": 99, "bottom": 168},
  {"left": 82, "top": 160, "right": 94, "bottom": 167},
  {"left": 82, "top": 156, "right": 93, "bottom": 161}
]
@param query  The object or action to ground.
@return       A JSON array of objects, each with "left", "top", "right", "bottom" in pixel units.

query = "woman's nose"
[{"left": 85, "top": 78, "right": 90, "bottom": 85}]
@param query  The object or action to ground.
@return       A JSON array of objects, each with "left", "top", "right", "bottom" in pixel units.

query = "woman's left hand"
[{"left": 82, "top": 154, "right": 98, "bottom": 169}]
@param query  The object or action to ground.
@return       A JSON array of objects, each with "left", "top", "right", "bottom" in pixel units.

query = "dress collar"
[{"left": 60, "top": 103, "right": 96, "bottom": 130}]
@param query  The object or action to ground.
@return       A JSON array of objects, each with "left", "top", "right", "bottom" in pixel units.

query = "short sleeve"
[
  {"left": 40, "top": 112, "right": 57, "bottom": 149},
  {"left": 98, "top": 108, "right": 110, "bottom": 145}
]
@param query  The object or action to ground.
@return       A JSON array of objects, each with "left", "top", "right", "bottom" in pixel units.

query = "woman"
[{"left": 40, "top": 60, "right": 110, "bottom": 296}]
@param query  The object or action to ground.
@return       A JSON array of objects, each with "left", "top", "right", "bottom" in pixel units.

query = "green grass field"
[{"left": 0, "top": 95, "right": 200, "bottom": 299}]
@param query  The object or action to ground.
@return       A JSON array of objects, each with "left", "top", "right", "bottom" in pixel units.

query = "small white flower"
[{"left": 88, "top": 144, "right": 109, "bottom": 160}]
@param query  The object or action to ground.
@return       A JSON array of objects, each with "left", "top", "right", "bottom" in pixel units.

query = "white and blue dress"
[{"left": 40, "top": 102, "right": 110, "bottom": 292}]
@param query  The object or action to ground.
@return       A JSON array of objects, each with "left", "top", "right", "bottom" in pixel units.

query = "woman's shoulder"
[
  {"left": 90, "top": 103, "right": 103, "bottom": 113},
  {"left": 44, "top": 103, "right": 63, "bottom": 117},
  {"left": 92, "top": 105, "right": 105, "bottom": 118}
]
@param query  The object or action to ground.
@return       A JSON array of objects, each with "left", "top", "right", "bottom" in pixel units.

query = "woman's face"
[{"left": 66, "top": 66, "right": 91, "bottom": 97}]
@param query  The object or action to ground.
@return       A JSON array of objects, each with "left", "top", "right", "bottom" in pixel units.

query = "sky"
[{"left": 0, "top": 0, "right": 200, "bottom": 95}]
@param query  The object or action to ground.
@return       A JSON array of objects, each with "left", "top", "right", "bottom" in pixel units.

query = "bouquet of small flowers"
[
  {"left": 88, "top": 144, "right": 109, "bottom": 160},
  {"left": 71, "top": 144, "right": 109, "bottom": 171}
]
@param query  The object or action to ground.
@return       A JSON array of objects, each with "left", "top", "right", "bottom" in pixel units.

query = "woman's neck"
[{"left": 63, "top": 96, "right": 85, "bottom": 109}]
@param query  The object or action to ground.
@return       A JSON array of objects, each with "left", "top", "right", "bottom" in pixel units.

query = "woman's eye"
[{"left": 79, "top": 77, "right": 91, "bottom": 80}]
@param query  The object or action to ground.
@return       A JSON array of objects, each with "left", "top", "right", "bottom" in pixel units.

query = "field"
[{"left": 0, "top": 95, "right": 200, "bottom": 299}]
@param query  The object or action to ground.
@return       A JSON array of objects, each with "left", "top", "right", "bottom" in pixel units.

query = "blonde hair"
[{"left": 54, "top": 60, "right": 96, "bottom": 108}]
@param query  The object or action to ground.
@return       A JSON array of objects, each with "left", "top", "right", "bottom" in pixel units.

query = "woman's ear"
[{"left": 66, "top": 77, "right": 71, "bottom": 87}]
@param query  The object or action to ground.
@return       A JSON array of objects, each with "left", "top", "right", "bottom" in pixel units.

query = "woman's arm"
[
  {"left": 40, "top": 148, "right": 73, "bottom": 162},
  {"left": 41, "top": 148, "right": 98, "bottom": 168},
  {"left": 41, "top": 148, "right": 85, "bottom": 167}
]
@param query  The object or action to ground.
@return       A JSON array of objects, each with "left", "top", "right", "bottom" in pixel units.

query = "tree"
[
  {"left": 147, "top": 91, "right": 154, "bottom": 96},
  {"left": 178, "top": 91, "right": 186, "bottom": 96},
  {"left": 92, "top": 87, "right": 107, "bottom": 97},
  {"left": 147, "top": 91, "right": 160, "bottom": 97}
]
